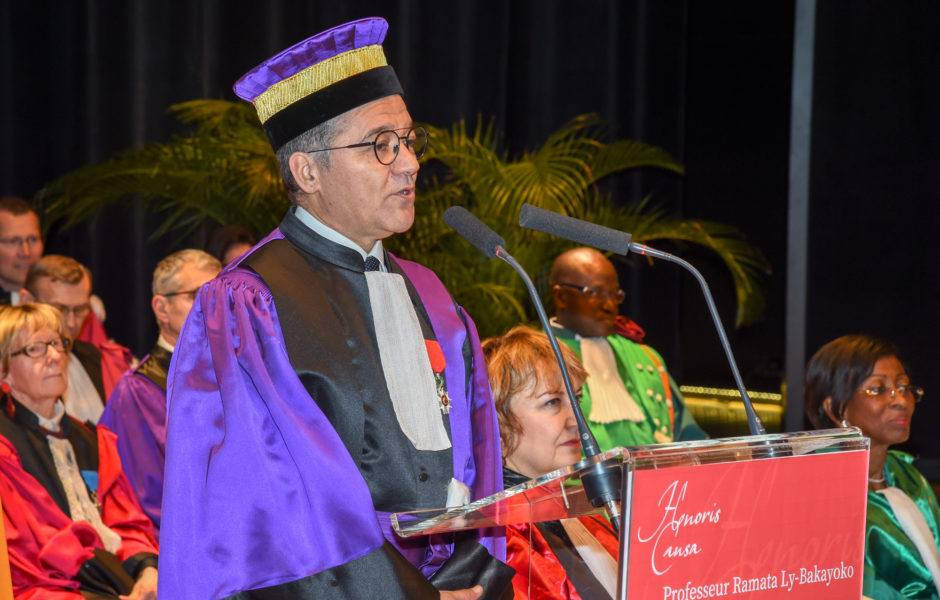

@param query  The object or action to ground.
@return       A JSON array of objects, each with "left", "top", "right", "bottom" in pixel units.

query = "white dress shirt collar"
[{"left": 293, "top": 206, "right": 385, "bottom": 271}]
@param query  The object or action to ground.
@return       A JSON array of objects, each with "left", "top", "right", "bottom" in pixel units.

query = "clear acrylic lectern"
[{"left": 392, "top": 428, "right": 869, "bottom": 599}]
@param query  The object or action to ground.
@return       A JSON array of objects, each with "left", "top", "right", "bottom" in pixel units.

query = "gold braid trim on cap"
[{"left": 254, "top": 45, "right": 388, "bottom": 123}]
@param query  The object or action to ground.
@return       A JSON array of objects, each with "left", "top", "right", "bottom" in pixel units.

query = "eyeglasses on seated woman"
[
  {"left": 804, "top": 334, "right": 938, "bottom": 600},
  {"left": 483, "top": 325, "right": 619, "bottom": 600},
  {"left": 0, "top": 303, "right": 158, "bottom": 599}
]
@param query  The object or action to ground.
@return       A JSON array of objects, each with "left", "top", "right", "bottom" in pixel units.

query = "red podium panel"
[
  {"left": 391, "top": 429, "right": 869, "bottom": 600},
  {"left": 627, "top": 450, "right": 868, "bottom": 599}
]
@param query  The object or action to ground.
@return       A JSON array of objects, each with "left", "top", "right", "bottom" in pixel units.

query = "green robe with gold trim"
[
  {"left": 864, "top": 450, "right": 940, "bottom": 600},
  {"left": 551, "top": 324, "right": 706, "bottom": 450}
]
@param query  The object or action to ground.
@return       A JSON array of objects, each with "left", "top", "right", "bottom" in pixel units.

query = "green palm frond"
[
  {"left": 394, "top": 116, "right": 768, "bottom": 336},
  {"left": 573, "top": 195, "right": 769, "bottom": 326},
  {"left": 169, "top": 98, "right": 260, "bottom": 132},
  {"left": 37, "top": 103, "right": 769, "bottom": 336},
  {"left": 422, "top": 115, "right": 684, "bottom": 220},
  {"left": 37, "top": 99, "right": 287, "bottom": 241},
  {"left": 635, "top": 218, "right": 769, "bottom": 326}
]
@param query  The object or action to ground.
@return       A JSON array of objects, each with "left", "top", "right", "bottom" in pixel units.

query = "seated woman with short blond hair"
[
  {"left": 483, "top": 326, "right": 619, "bottom": 600},
  {"left": 0, "top": 304, "right": 158, "bottom": 599}
]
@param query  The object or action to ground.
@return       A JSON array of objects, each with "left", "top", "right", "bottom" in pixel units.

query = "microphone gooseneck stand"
[
  {"left": 443, "top": 206, "right": 622, "bottom": 534},
  {"left": 518, "top": 203, "right": 767, "bottom": 436},
  {"left": 627, "top": 243, "right": 765, "bottom": 435}
]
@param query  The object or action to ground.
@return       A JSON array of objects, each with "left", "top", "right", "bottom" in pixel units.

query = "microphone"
[
  {"left": 519, "top": 203, "right": 767, "bottom": 437},
  {"left": 443, "top": 205, "right": 623, "bottom": 533},
  {"left": 518, "top": 204, "right": 633, "bottom": 255},
  {"left": 442, "top": 206, "right": 505, "bottom": 259}
]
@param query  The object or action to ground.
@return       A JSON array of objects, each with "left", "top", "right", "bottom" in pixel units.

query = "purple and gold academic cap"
[{"left": 234, "top": 17, "right": 403, "bottom": 151}]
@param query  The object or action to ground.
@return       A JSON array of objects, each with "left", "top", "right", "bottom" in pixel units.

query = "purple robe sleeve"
[
  {"left": 394, "top": 257, "right": 506, "bottom": 561},
  {"left": 158, "top": 269, "right": 385, "bottom": 600},
  {"left": 458, "top": 306, "right": 507, "bottom": 560},
  {"left": 98, "top": 373, "right": 167, "bottom": 537}
]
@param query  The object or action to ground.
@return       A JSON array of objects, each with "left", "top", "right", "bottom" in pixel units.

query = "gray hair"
[
  {"left": 152, "top": 249, "right": 221, "bottom": 295},
  {"left": 275, "top": 111, "right": 348, "bottom": 202}
]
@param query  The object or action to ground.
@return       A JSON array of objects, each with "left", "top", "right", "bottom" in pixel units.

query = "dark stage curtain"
[
  {"left": 0, "top": 0, "right": 691, "bottom": 360},
  {"left": 806, "top": 2, "right": 940, "bottom": 476},
  {"left": 2, "top": 1, "right": 939, "bottom": 468}
]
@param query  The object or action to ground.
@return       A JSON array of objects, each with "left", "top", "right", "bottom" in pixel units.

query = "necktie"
[
  {"left": 364, "top": 256, "right": 382, "bottom": 272},
  {"left": 39, "top": 425, "right": 66, "bottom": 439}
]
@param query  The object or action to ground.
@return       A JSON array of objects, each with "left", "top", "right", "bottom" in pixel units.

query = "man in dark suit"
[{"left": 0, "top": 196, "right": 43, "bottom": 306}]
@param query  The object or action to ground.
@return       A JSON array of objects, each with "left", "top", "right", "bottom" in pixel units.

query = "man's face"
[
  {"left": 553, "top": 255, "right": 622, "bottom": 338},
  {"left": 0, "top": 210, "right": 43, "bottom": 292},
  {"left": 302, "top": 95, "right": 420, "bottom": 251},
  {"left": 31, "top": 276, "right": 92, "bottom": 340},
  {"left": 155, "top": 262, "right": 220, "bottom": 345}
]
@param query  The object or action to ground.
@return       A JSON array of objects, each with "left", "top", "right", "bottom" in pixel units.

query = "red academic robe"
[
  {"left": 77, "top": 311, "right": 135, "bottom": 400},
  {"left": 507, "top": 516, "right": 620, "bottom": 600},
  {"left": 0, "top": 424, "right": 158, "bottom": 598}
]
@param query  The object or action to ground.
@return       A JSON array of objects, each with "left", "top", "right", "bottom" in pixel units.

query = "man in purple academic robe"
[
  {"left": 99, "top": 249, "right": 221, "bottom": 538},
  {"left": 158, "top": 17, "right": 509, "bottom": 600}
]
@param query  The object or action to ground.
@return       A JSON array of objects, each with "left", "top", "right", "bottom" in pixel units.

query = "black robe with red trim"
[{"left": 0, "top": 397, "right": 158, "bottom": 599}]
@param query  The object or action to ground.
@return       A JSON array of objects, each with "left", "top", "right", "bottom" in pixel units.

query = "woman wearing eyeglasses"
[
  {"left": 804, "top": 334, "right": 938, "bottom": 600},
  {"left": 0, "top": 304, "right": 158, "bottom": 599}
]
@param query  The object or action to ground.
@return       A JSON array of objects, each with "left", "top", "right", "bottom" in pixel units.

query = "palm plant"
[
  {"left": 37, "top": 100, "right": 768, "bottom": 338},
  {"left": 388, "top": 115, "right": 769, "bottom": 336},
  {"left": 37, "top": 100, "right": 288, "bottom": 239}
]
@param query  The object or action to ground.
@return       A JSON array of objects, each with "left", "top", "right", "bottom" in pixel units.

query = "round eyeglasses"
[
  {"left": 555, "top": 282, "right": 626, "bottom": 304},
  {"left": 859, "top": 384, "right": 924, "bottom": 403},
  {"left": 161, "top": 288, "right": 200, "bottom": 302},
  {"left": 306, "top": 126, "right": 428, "bottom": 166},
  {"left": 10, "top": 336, "right": 72, "bottom": 359},
  {"left": 0, "top": 235, "right": 41, "bottom": 250},
  {"left": 49, "top": 302, "right": 92, "bottom": 322}
]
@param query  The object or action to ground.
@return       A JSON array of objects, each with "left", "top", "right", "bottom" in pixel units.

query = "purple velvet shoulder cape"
[{"left": 158, "top": 229, "right": 504, "bottom": 600}]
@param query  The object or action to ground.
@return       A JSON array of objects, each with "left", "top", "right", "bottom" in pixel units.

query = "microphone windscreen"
[
  {"left": 443, "top": 206, "right": 506, "bottom": 259},
  {"left": 519, "top": 204, "right": 632, "bottom": 255}
]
